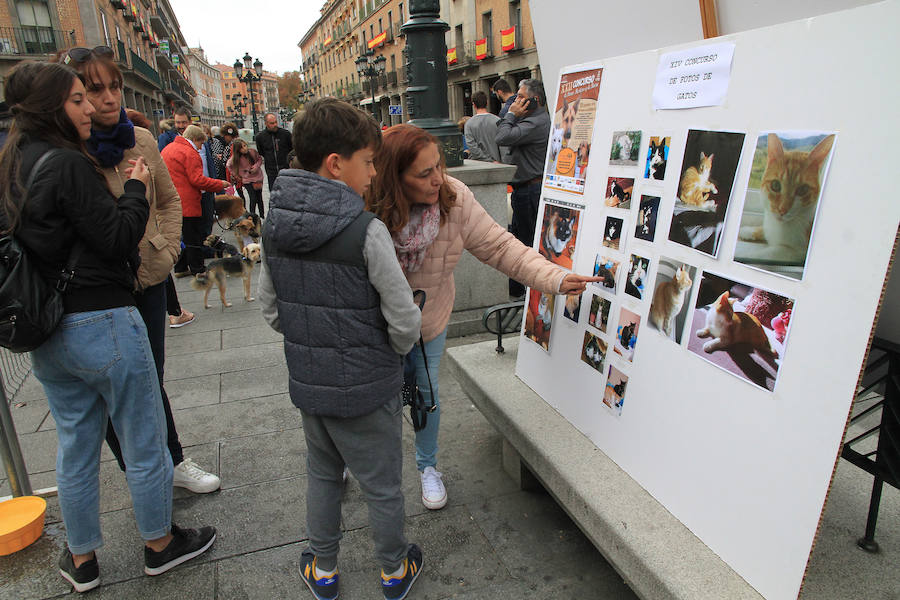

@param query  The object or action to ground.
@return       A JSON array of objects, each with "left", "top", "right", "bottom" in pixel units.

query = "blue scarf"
[{"left": 86, "top": 108, "right": 135, "bottom": 168}]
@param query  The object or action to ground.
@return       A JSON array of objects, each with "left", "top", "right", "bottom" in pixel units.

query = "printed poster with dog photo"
[
  {"left": 733, "top": 131, "right": 837, "bottom": 281},
  {"left": 687, "top": 271, "right": 795, "bottom": 392},
  {"left": 538, "top": 203, "right": 581, "bottom": 270},
  {"left": 648, "top": 259, "right": 699, "bottom": 344},
  {"left": 524, "top": 289, "right": 556, "bottom": 352},
  {"left": 667, "top": 129, "right": 746, "bottom": 257},
  {"left": 545, "top": 67, "right": 603, "bottom": 195}
]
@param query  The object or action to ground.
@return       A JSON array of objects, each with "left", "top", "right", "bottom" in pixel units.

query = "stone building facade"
[
  {"left": 188, "top": 46, "right": 225, "bottom": 127},
  {"left": 298, "top": 0, "right": 539, "bottom": 125},
  {"left": 0, "top": 0, "right": 194, "bottom": 135}
]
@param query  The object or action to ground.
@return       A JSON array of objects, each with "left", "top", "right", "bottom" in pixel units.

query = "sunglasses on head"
[{"left": 63, "top": 46, "right": 115, "bottom": 64}]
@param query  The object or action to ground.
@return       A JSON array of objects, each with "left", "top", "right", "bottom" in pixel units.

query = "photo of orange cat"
[
  {"left": 687, "top": 272, "right": 795, "bottom": 392},
  {"left": 734, "top": 131, "right": 837, "bottom": 281},
  {"left": 648, "top": 259, "right": 698, "bottom": 343},
  {"left": 668, "top": 129, "right": 746, "bottom": 257}
]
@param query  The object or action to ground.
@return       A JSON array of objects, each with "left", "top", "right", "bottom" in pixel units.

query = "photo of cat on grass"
[
  {"left": 603, "top": 365, "right": 628, "bottom": 416},
  {"left": 668, "top": 129, "right": 746, "bottom": 257},
  {"left": 581, "top": 330, "right": 608, "bottom": 374},
  {"left": 609, "top": 130, "right": 642, "bottom": 166},
  {"left": 687, "top": 272, "right": 795, "bottom": 392},
  {"left": 648, "top": 259, "right": 698, "bottom": 344},
  {"left": 524, "top": 290, "right": 556, "bottom": 352},
  {"left": 733, "top": 131, "right": 836, "bottom": 281},
  {"left": 614, "top": 307, "right": 641, "bottom": 362}
]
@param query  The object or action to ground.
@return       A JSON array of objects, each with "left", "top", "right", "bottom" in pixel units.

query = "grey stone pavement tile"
[{"left": 2, "top": 270, "right": 896, "bottom": 599}]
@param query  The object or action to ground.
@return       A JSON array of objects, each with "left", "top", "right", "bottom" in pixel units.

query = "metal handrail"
[{"left": 0, "top": 348, "right": 33, "bottom": 496}]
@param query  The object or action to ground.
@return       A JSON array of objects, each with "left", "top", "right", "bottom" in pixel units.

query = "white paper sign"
[{"left": 652, "top": 42, "right": 735, "bottom": 110}]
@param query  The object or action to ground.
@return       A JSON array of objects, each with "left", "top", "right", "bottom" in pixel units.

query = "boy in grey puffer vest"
[{"left": 258, "top": 98, "right": 424, "bottom": 600}]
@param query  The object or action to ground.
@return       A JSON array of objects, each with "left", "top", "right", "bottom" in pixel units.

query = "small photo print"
[
  {"left": 610, "top": 130, "right": 642, "bottom": 166},
  {"left": 593, "top": 255, "right": 620, "bottom": 293},
  {"left": 580, "top": 330, "right": 608, "bottom": 373},
  {"left": 644, "top": 136, "right": 670, "bottom": 181},
  {"left": 733, "top": 131, "right": 836, "bottom": 281},
  {"left": 524, "top": 290, "right": 555, "bottom": 352},
  {"left": 603, "top": 365, "right": 628, "bottom": 416},
  {"left": 687, "top": 272, "right": 796, "bottom": 392},
  {"left": 603, "top": 216, "right": 624, "bottom": 250},
  {"left": 667, "top": 129, "right": 746, "bottom": 257},
  {"left": 634, "top": 195, "right": 660, "bottom": 242},
  {"left": 563, "top": 292, "right": 582, "bottom": 323},
  {"left": 614, "top": 307, "right": 641, "bottom": 362},
  {"left": 588, "top": 293, "right": 612, "bottom": 333},
  {"left": 624, "top": 254, "right": 651, "bottom": 301},
  {"left": 605, "top": 177, "right": 634, "bottom": 208},
  {"left": 648, "top": 259, "right": 698, "bottom": 343},
  {"left": 538, "top": 203, "right": 581, "bottom": 270}
]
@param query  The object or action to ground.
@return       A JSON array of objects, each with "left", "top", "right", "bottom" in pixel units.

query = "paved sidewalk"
[{"left": 1, "top": 264, "right": 898, "bottom": 599}]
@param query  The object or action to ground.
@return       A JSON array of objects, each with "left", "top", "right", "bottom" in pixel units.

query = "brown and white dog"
[
  {"left": 189, "top": 243, "right": 260, "bottom": 308},
  {"left": 231, "top": 212, "right": 261, "bottom": 252}
]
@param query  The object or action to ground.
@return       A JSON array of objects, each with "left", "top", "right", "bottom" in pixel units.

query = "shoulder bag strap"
[
  {"left": 412, "top": 290, "right": 437, "bottom": 413},
  {"left": 24, "top": 149, "right": 86, "bottom": 292}
]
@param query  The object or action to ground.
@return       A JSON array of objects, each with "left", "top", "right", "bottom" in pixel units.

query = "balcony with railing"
[
  {"left": 0, "top": 26, "right": 75, "bottom": 56},
  {"left": 130, "top": 50, "right": 161, "bottom": 86},
  {"left": 386, "top": 70, "right": 397, "bottom": 86}
]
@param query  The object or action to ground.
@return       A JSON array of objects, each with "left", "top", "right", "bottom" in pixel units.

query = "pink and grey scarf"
[{"left": 393, "top": 203, "right": 440, "bottom": 273}]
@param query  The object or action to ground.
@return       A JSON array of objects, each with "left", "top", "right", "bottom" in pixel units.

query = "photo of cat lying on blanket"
[
  {"left": 667, "top": 129, "right": 746, "bottom": 257},
  {"left": 687, "top": 271, "right": 795, "bottom": 392}
]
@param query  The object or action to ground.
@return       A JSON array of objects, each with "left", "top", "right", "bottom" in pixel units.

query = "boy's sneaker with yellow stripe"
[
  {"left": 381, "top": 544, "right": 423, "bottom": 600},
  {"left": 299, "top": 549, "right": 339, "bottom": 600}
]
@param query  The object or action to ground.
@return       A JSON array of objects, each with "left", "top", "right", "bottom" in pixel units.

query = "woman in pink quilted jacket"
[
  {"left": 366, "top": 124, "right": 597, "bottom": 510},
  {"left": 226, "top": 139, "right": 265, "bottom": 218}
]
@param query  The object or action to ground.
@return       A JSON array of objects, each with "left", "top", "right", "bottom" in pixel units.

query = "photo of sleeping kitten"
[
  {"left": 733, "top": 131, "right": 837, "bottom": 281},
  {"left": 686, "top": 271, "right": 795, "bottom": 392}
]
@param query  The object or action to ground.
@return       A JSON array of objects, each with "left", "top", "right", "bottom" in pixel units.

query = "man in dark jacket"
[
  {"left": 255, "top": 113, "right": 292, "bottom": 193},
  {"left": 495, "top": 78, "right": 551, "bottom": 297}
]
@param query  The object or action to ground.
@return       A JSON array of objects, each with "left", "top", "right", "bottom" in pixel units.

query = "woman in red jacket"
[{"left": 161, "top": 124, "right": 228, "bottom": 275}]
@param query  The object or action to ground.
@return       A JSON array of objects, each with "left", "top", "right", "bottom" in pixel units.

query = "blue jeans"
[
  {"left": 411, "top": 328, "right": 447, "bottom": 471},
  {"left": 31, "top": 307, "right": 173, "bottom": 554}
]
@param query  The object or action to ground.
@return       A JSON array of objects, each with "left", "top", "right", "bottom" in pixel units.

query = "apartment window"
[
  {"left": 509, "top": 1, "right": 521, "bottom": 38},
  {"left": 16, "top": 0, "right": 56, "bottom": 53},
  {"left": 455, "top": 24, "right": 463, "bottom": 49},
  {"left": 398, "top": 3, "right": 403, "bottom": 22},
  {"left": 379, "top": 18, "right": 383, "bottom": 33},
  {"left": 390, "top": 54, "right": 396, "bottom": 72},
  {"left": 388, "top": 10, "right": 393, "bottom": 34},
  {"left": 482, "top": 11, "right": 492, "bottom": 47},
  {"left": 370, "top": 25, "right": 374, "bottom": 40},
  {"left": 99, "top": 11, "right": 110, "bottom": 46}
]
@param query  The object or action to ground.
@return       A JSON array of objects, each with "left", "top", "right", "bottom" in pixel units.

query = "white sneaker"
[
  {"left": 420, "top": 466, "right": 447, "bottom": 510},
  {"left": 173, "top": 458, "right": 221, "bottom": 493}
]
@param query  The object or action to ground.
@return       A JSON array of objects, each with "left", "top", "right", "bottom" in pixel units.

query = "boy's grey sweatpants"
[{"left": 301, "top": 394, "right": 408, "bottom": 572}]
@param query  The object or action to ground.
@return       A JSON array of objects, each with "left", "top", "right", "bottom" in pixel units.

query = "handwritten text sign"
[{"left": 652, "top": 43, "right": 735, "bottom": 110}]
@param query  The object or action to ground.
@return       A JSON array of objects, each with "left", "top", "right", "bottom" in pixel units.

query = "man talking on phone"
[{"left": 495, "top": 79, "right": 551, "bottom": 297}]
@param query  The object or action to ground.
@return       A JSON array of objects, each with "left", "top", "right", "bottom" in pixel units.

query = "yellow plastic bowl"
[{"left": 0, "top": 496, "right": 46, "bottom": 555}]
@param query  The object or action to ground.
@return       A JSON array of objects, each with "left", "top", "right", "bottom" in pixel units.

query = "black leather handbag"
[
  {"left": 0, "top": 150, "right": 84, "bottom": 353},
  {"left": 401, "top": 291, "right": 436, "bottom": 432}
]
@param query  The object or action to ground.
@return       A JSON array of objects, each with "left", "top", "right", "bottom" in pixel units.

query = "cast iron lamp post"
[
  {"left": 401, "top": 0, "right": 463, "bottom": 166},
  {"left": 355, "top": 50, "right": 387, "bottom": 122},
  {"left": 233, "top": 52, "right": 263, "bottom": 136},
  {"left": 231, "top": 93, "right": 246, "bottom": 129}
]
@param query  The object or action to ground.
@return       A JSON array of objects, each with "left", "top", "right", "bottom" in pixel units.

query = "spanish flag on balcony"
[
  {"left": 475, "top": 38, "right": 488, "bottom": 60},
  {"left": 367, "top": 31, "right": 387, "bottom": 50},
  {"left": 324, "top": 35, "right": 332, "bottom": 47},
  {"left": 501, "top": 26, "right": 516, "bottom": 52},
  {"left": 447, "top": 47, "right": 458, "bottom": 65}
]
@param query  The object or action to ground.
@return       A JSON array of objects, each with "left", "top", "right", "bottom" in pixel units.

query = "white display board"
[{"left": 515, "top": 3, "right": 900, "bottom": 600}]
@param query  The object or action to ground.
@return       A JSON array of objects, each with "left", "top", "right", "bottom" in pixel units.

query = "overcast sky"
[{"left": 169, "top": 0, "right": 321, "bottom": 74}]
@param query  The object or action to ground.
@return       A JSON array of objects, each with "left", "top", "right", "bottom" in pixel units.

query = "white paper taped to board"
[{"left": 652, "top": 42, "right": 735, "bottom": 109}]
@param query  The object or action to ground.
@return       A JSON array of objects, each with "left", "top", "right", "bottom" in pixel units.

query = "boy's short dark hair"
[
  {"left": 293, "top": 98, "right": 381, "bottom": 171},
  {"left": 492, "top": 79, "right": 511, "bottom": 94},
  {"left": 471, "top": 90, "right": 488, "bottom": 109}
]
